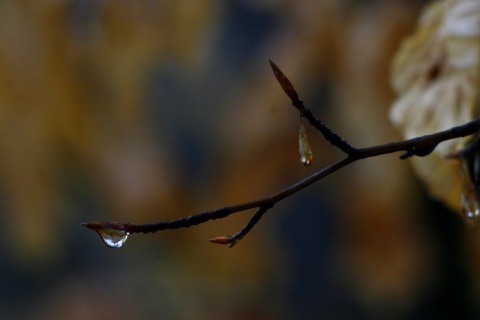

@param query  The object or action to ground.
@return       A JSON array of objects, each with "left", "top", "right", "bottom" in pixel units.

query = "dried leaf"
[{"left": 389, "top": 0, "right": 480, "bottom": 213}]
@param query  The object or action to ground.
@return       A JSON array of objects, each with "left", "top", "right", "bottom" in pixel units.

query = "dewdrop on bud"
[{"left": 81, "top": 222, "right": 130, "bottom": 248}]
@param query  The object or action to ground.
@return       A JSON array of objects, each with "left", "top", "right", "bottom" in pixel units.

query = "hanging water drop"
[
  {"left": 97, "top": 229, "right": 130, "bottom": 248},
  {"left": 81, "top": 222, "right": 130, "bottom": 248},
  {"left": 459, "top": 157, "right": 480, "bottom": 222},
  {"left": 299, "top": 119, "right": 313, "bottom": 166}
]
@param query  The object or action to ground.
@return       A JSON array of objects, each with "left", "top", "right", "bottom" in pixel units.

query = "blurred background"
[{"left": 1, "top": 0, "right": 480, "bottom": 319}]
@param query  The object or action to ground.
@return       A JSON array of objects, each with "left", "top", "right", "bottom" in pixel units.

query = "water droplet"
[
  {"left": 460, "top": 157, "right": 480, "bottom": 222},
  {"left": 81, "top": 222, "right": 130, "bottom": 248},
  {"left": 299, "top": 119, "right": 313, "bottom": 166},
  {"left": 98, "top": 229, "right": 130, "bottom": 248}
]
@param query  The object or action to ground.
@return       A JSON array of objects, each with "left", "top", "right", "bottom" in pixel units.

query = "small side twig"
[
  {"left": 209, "top": 205, "right": 272, "bottom": 247},
  {"left": 82, "top": 60, "right": 480, "bottom": 248}
]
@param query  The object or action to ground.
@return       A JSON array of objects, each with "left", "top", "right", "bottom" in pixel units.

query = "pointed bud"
[
  {"left": 269, "top": 59, "right": 300, "bottom": 102},
  {"left": 208, "top": 236, "right": 232, "bottom": 245}
]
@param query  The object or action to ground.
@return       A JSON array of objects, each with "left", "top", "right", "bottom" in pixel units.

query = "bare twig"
[{"left": 82, "top": 60, "right": 480, "bottom": 248}]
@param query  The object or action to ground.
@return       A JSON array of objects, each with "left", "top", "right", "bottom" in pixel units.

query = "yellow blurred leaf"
[{"left": 390, "top": 0, "right": 480, "bottom": 213}]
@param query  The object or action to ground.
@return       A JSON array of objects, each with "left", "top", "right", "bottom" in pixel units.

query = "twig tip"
[{"left": 268, "top": 59, "right": 299, "bottom": 102}]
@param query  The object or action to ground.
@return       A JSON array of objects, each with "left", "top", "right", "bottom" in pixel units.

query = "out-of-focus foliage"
[
  {"left": 1, "top": 1, "right": 479, "bottom": 319},
  {"left": 0, "top": 0, "right": 215, "bottom": 262},
  {"left": 390, "top": 0, "right": 480, "bottom": 212}
]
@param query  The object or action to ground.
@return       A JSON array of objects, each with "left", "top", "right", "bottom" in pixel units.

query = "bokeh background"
[{"left": 1, "top": 0, "right": 480, "bottom": 319}]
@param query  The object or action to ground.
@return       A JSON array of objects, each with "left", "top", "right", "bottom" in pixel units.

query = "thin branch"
[
  {"left": 81, "top": 156, "right": 353, "bottom": 236},
  {"left": 82, "top": 60, "right": 480, "bottom": 248}
]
